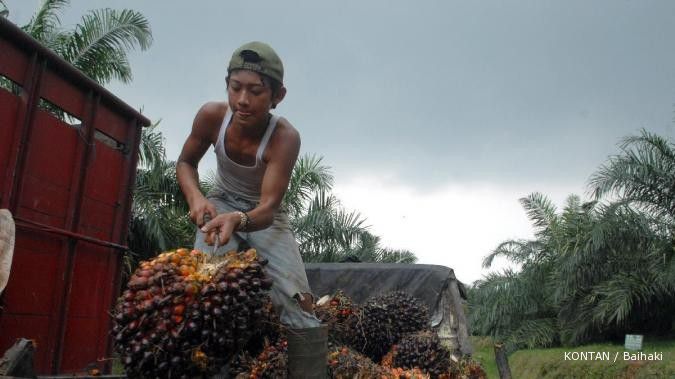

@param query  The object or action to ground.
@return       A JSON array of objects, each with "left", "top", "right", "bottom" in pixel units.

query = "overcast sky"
[{"left": 5, "top": 1, "right": 675, "bottom": 284}]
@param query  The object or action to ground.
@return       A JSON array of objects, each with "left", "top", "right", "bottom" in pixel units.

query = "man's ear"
[{"left": 272, "top": 86, "right": 287, "bottom": 109}]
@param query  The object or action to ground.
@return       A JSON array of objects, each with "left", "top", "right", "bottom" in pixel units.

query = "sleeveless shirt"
[{"left": 213, "top": 107, "right": 280, "bottom": 202}]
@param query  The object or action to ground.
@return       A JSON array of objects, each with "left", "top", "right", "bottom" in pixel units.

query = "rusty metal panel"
[
  {"left": 0, "top": 89, "right": 19, "bottom": 205},
  {"left": 66, "top": 244, "right": 110, "bottom": 318},
  {"left": 78, "top": 140, "right": 125, "bottom": 242},
  {"left": 61, "top": 317, "right": 104, "bottom": 372},
  {"left": 40, "top": 68, "right": 86, "bottom": 120},
  {"left": 0, "top": 37, "right": 29, "bottom": 85},
  {"left": 94, "top": 104, "right": 130, "bottom": 148},
  {"left": 16, "top": 111, "right": 79, "bottom": 229},
  {"left": 0, "top": 230, "right": 64, "bottom": 315},
  {"left": 61, "top": 243, "right": 115, "bottom": 372},
  {"left": 79, "top": 196, "right": 117, "bottom": 242},
  {"left": 83, "top": 139, "right": 125, "bottom": 206},
  {"left": 0, "top": 230, "right": 66, "bottom": 372}
]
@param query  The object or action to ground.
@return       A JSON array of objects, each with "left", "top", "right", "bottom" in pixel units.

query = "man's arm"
[
  {"left": 248, "top": 119, "right": 301, "bottom": 229},
  {"left": 176, "top": 102, "right": 225, "bottom": 226}
]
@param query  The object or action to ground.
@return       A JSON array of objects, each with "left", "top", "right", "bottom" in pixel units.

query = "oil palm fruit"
[
  {"left": 327, "top": 345, "right": 391, "bottom": 378},
  {"left": 112, "top": 248, "right": 273, "bottom": 378},
  {"left": 382, "top": 331, "right": 450, "bottom": 378},
  {"left": 315, "top": 290, "right": 354, "bottom": 344},
  {"left": 347, "top": 291, "right": 429, "bottom": 362}
]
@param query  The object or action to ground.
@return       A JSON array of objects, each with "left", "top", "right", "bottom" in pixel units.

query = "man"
[{"left": 176, "top": 41, "right": 327, "bottom": 378}]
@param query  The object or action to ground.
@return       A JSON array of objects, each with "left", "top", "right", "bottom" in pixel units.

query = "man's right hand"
[{"left": 188, "top": 197, "right": 217, "bottom": 227}]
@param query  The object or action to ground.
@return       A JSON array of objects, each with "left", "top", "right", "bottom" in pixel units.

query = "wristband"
[{"left": 235, "top": 211, "right": 249, "bottom": 231}]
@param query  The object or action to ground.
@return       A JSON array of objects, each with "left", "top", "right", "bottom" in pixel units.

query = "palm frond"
[
  {"left": 506, "top": 318, "right": 558, "bottom": 351},
  {"left": 376, "top": 248, "right": 417, "bottom": 264},
  {"left": 23, "top": 0, "right": 69, "bottom": 41},
  {"left": 64, "top": 8, "right": 152, "bottom": 84},
  {"left": 1, "top": 0, "right": 9, "bottom": 18},
  {"left": 483, "top": 239, "right": 542, "bottom": 268},
  {"left": 138, "top": 120, "right": 165, "bottom": 168},
  {"left": 282, "top": 154, "right": 333, "bottom": 217},
  {"left": 520, "top": 192, "right": 559, "bottom": 240},
  {"left": 589, "top": 129, "right": 675, "bottom": 220},
  {"left": 294, "top": 190, "right": 371, "bottom": 262}
]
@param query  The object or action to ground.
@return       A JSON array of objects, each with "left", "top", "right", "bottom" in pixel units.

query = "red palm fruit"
[{"left": 173, "top": 304, "right": 185, "bottom": 315}]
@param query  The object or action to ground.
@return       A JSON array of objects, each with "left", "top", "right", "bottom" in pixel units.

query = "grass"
[
  {"left": 469, "top": 336, "right": 675, "bottom": 379},
  {"left": 469, "top": 336, "right": 499, "bottom": 378}
]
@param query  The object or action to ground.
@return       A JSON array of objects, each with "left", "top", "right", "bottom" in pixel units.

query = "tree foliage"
[
  {"left": 18, "top": 0, "right": 152, "bottom": 85},
  {"left": 589, "top": 129, "right": 675, "bottom": 222},
  {"left": 1, "top": 0, "right": 10, "bottom": 17},
  {"left": 470, "top": 130, "right": 675, "bottom": 350}
]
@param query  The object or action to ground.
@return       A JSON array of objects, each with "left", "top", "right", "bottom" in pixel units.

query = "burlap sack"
[{"left": 0, "top": 209, "right": 15, "bottom": 295}]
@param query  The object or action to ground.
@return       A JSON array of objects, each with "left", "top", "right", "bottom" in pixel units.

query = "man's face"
[{"left": 227, "top": 70, "right": 275, "bottom": 128}]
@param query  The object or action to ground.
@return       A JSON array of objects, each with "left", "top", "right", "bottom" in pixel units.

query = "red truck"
[{"left": 0, "top": 16, "right": 149, "bottom": 375}]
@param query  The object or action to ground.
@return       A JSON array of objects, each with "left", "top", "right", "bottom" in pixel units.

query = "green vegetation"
[
  {"left": 469, "top": 336, "right": 499, "bottom": 379},
  {"left": 471, "top": 336, "right": 675, "bottom": 378},
  {"left": 510, "top": 339, "right": 675, "bottom": 379},
  {"left": 19, "top": 0, "right": 152, "bottom": 85},
  {"left": 469, "top": 130, "right": 675, "bottom": 351}
]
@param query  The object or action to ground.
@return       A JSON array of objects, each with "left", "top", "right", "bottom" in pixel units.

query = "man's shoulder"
[
  {"left": 275, "top": 116, "right": 300, "bottom": 141},
  {"left": 264, "top": 116, "right": 300, "bottom": 162},
  {"left": 198, "top": 101, "right": 228, "bottom": 122},
  {"left": 195, "top": 101, "right": 228, "bottom": 130}
]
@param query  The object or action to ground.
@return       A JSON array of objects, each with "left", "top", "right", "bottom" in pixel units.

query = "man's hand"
[
  {"left": 188, "top": 197, "right": 217, "bottom": 227},
  {"left": 201, "top": 212, "right": 241, "bottom": 247}
]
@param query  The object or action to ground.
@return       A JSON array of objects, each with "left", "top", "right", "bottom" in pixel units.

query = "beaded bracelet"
[{"left": 235, "top": 211, "right": 249, "bottom": 231}]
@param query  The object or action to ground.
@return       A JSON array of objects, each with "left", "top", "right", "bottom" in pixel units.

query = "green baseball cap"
[{"left": 227, "top": 41, "right": 284, "bottom": 84}]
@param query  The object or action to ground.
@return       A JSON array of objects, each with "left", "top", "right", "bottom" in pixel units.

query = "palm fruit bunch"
[
  {"left": 315, "top": 290, "right": 354, "bottom": 343},
  {"left": 448, "top": 356, "right": 487, "bottom": 379},
  {"left": 381, "top": 331, "right": 451, "bottom": 379},
  {"left": 111, "top": 248, "right": 273, "bottom": 378},
  {"left": 387, "top": 367, "right": 432, "bottom": 379},
  {"left": 327, "top": 345, "right": 392, "bottom": 379},
  {"left": 241, "top": 299, "right": 285, "bottom": 356},
  {"left": 348, "top": 291, "right": 429, "bottom": 362},
  {"left": 232, "top": 339, "right": 288, "bottom": 379}
]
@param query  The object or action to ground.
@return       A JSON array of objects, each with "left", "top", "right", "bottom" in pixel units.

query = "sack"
[{"left": 0, "top": 209, "right": 15, "bottom": 295}]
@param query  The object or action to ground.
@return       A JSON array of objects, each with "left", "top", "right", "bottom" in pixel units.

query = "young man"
[{"left": 176, "top": 41, "right": 326, "bottom": 378}]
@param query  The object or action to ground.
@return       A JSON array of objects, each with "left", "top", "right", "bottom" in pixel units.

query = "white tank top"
[{"left": 213, "top": 107, "right": 280, "bottom": 202}]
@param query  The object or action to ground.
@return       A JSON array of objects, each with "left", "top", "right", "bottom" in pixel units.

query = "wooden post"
[{"left": 494, "top": 342, "right": 512, "bottom": 379}]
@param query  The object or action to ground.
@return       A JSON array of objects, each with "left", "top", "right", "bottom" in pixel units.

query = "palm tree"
[
  {"left": 342, "top": 231, "right": 417, "bottom": 263},
  {"left": 19, "top": 0, "right": 152, "bottom": 85},
  {"left": 0, "top": 1, "right": 8, "bottom": 18},
  {"left": 128, "top": 124, "right": 213, "bottom": 262},
  {"left": 470, "top": 192, "right": 561, "bottom": 350},
  {"left": 472, "top": 159, "right": 675, "bottom": 349},
  {"left": 283, "top": 155, "right": 368, "bottom": 262},
  {"left": 580, "top": 129, "right": 675, "bottom": 341},
  {"left": 283, "top": 154, "right": 418, "bottom": 263},
  {"left": 589, "top": 129, "right": 675, "bottom": 223},
  {"left": 573, "top": 204, "right": 675, "bottom": 342}
]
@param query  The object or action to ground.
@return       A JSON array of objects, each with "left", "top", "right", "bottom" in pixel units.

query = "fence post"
[{"left": 494, "top": 342, "right": 512, "bottom": 379}]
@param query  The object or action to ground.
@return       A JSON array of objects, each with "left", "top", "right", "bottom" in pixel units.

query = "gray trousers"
[{"left": 194, "top": 190, "right": 320, "bottom": 329}]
